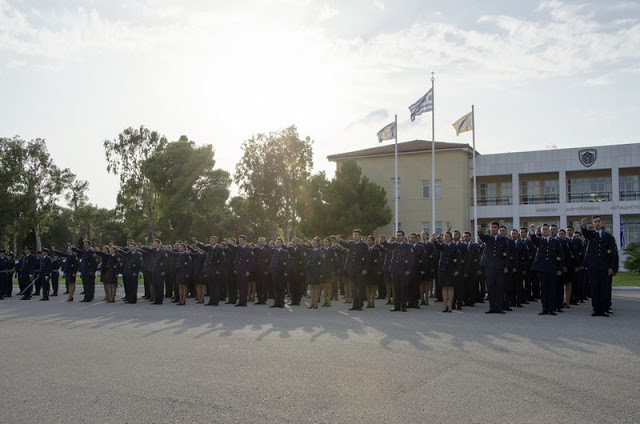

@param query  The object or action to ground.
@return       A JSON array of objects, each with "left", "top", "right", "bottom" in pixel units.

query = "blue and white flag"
[
  {"left": 409, "top": 88, "right": 433, "bottom": 122},
  {"left": 620, "top": 219, "right": 626, "bottom": 247}
]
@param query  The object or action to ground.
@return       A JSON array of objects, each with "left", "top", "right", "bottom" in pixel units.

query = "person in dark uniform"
[
  {"left": 187, "top": 244, "right": 206, "bottom": 303},
  {"left": 462, "top": 231, "right": 478, "bottom": 306},
  {"left": 118, "top": 242, "right": 142, "bottom": 303},
  {"left": 140, "top": 239, "right": 169, "bottom": 305},
  {"left": 37, "top": 248, "right": 53, "bottom": 301},
  {"left": 529, "top": 224, "right": 564, "bottom": 315},
  {"left": 222, "top": 238, "right": 237, "bottom": 304},
  {"left": 451, "top": 230, "right": 471, "bottom": 310},
  {"left": 330, "top": 236, "right": 347, "bottom": 302},
  {"left": 364, "top": 235, "right": 381, "bottom": 308},
  {"left": 286, "top": 237, "right": 308, "bottom": 306},
  {"left": 379, "top": 235, "right": 395, "bottom": 305},
  {"left": 255, "top": 237, "right": 271, "bottom": 305},
  {"left": 72, "top": 241, "right": 98, "bottom": 302},
  {"left": 478, "top": 222, "right": 509, "bottom": 314},
  {"left": 229, "top": 235, "right": 255, "bottom": 307},
  {"left": 194, "top": 236, "right": 226, "bottom": 306},
  {"left": 518, "top": 227, "right": 535, "bottom": 304},
  {"left": 0, "top": 249, "right": 10, "bottom": 299},
  {"left": 53, "top": 246, "right": 78, "bottom": 301},
  {"left": 140, "top": 244, "right": 153, "bottom": 300},
  {"left": 580, "top": 216, "right": 619, "bottom": 317},
  {"left": 420, "top": 231, "right": 436, "bottom": 306},
  {"left": 433, "top": 232, "right": 462, "bottom": 313},
  {"left": 306, "top": 237, "right": 325, "bottom": 309},
  {"left": 407, "top": 232, "right": 427, "bottom": 309},
  {"left": 382, "top": 230, "right": 414, "bottom": 312},
  {"left": 96, "top": 246, "right": 120, "bottom": 303},
  {"left": 167, "top": 242, "right": 192, "bottom": 305},
  {"left": 337, "top": 230, "right": 370, "bottom": 311},
  {"left": 322, "top": 237, "right": 338, "bottom": 307},
  {"left": 513, "top": 229, "right": 530, "bottom": 307},
  {"left": 566, "top": 225, "right": 585, "bottom": 304},
  {"left": 500, "top": 225, "right": 516, "bottom": 312},
  {"left": 269, "top": 237, "right": 291, "bottom": 308},
  {"left": 557, "top": 228, "right": 578, "bottom": 310},
  {"left": 50, "top": 251, "right": 62, "bottom": 296}
]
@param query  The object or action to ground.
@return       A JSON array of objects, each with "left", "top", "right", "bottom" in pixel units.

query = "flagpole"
[
  {"left": 431, "top": 72, "right": 436, "bottom": 236},
  {"left": 394, "top": 114, "right": 398, "bottom": 234},
  {"left": 472, "top": 104, "right": 478, "bottom": 240}
]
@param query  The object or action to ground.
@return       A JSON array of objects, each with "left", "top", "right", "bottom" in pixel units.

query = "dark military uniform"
[
  {"left": 140, "top": 246, "right": 169, "bottom": 304},
  {"left": 581, "top": 226, "right": 618, "bottom": 316},
  {"left": 72, "top": 246, "right": 98, "bottom": 302},
  {"left": 382, "top": 240, "right": 414, "bottom": 312},
  {"left": 530, "top": 233, "right": 564, "bottom": 315},
  {"left": 269, "top": 248, "right": 291, "bottom": 308},
  {"left": 196, "top": 242, "right": 225, "bottom": 306},
  {"left": 232, "top": 243, "right": 256, "bottom": 307},
  {"left": 338, "top": 239, "right": 370, "bottom": 310},
  {"left": 478, "top": 233, "right": 509, "bottom": 313}
]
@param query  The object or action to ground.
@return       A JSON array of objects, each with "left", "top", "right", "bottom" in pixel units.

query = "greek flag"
[
  {"left": 620, "top": 219, "right": 625, "bottom": 247},
  {"left": 409, "top": 88, "right": 433, "bottom": 122},
  {"left": 377, "top": 121, "right": 396, "bottom": 143}
]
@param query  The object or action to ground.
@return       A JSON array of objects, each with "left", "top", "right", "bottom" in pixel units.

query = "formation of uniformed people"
[{"left": 0, "top": 216, "right": 619, "bottom": 317}]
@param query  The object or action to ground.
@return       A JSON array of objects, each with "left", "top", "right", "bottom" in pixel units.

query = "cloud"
[{"left": 344, "top": 108, "right": 389, "bottom": 131}]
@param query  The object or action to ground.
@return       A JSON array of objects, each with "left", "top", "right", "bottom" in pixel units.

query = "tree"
[
  {"left": 142, "top": 136, "right": 231, "bottom": 240},
  {"left": 297, "top": 171, "right": 331, "bottom": 237},
  {"left": 19, "top": 139, "right": 66, "bottom": 251},
  {"left": 235, "top": 125, "right": 313, "bottom": 239},
  {"left": 104, "top": 125, "right": 167, "bottom": 240},
  {"left": 61, "top": 170, "right": 89, "bottom": 246},
  {"left": 0, "top": 136, "right": 27, "bottom": 250},
  {"left": 624, "top": 241, "right": 640, "bottom": 274},
  {"left": 325, "top": 160, "right": 392, "bottom": 236}
]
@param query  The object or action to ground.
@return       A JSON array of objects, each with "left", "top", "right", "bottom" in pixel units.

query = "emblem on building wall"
[{"left": 578, "top": 149, "right": 597, "bottom": 167}]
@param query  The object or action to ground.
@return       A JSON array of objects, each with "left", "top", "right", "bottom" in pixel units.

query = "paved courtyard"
[{"left": 1, "top": 287, "right": 639, "bottom": 423}]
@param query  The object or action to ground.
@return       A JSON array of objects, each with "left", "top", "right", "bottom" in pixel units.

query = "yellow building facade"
[{"left": 328, "top": 140, "right": 472, "bottom": 236}]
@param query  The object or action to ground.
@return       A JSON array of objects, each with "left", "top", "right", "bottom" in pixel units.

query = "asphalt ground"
[{"left": 1, "top": 287, "right": 639, "bottom": 424}]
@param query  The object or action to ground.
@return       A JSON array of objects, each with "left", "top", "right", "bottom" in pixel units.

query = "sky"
[{"left": 1, "top": 0, "right": 639, "bottom": 209}]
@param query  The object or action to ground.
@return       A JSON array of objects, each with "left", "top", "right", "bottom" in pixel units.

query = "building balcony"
[
  {"left": 519, "top": 194, "right": 559, "bottom": 205},
  {"left": 568, "top": 192, "right": 611, "bottom": 203},
  {"left": 472, "top": 196, "right": 512, "bottom": 206},
  {"left": 620, "top": 191, "right": 640, "bottom": 201}
]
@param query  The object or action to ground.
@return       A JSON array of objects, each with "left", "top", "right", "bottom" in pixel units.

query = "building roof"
[{"left": 327, "top": 140, "right": 476, "bottom": 161}]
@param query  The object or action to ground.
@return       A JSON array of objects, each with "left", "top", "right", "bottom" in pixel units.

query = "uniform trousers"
[
  {"left": 392, "top": 272, "right": 408, "bottom": 310},
  {"left": 82, "top": 272, "right": 95, "bottom": 301},
  {"left": 347, "top": 269, "right": 364, "bottom": 309},
  {"left": 587, "top": 269, "right": 609, "bottom": 314},
  {"left": 484, "top": 268, "right": 504, "bottom": 311},
  {"left": 538, "top": 271, "right": 556, "bottom": 312},
  {"left": 152, "top": 270, "right": 164, "bottom": 304},
  {"left": 206, "top": 271, "right": 220, "bottom": 305}
]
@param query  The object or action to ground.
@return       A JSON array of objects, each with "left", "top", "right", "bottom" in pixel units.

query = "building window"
[
  {"left": 622, "top": 217, "right": 640, "bottom": 244},
  {"left": 520, "top": 180, "right": 558, "bottom": 204},
  {"left": 620, "top": 175, "right": 640, "bottom": 201},
  {"left": 435, "top": 221, "right": 443, "bottom": 234},
  {"left": 421, "top": 221, "right": 430, "bottom": 233},
  {"left": 435, "top": 179, "right": 442, "bottom": 199},
  {"left": 543, "top": 179, "right": 559, "bottom": 204},
  {"left": 421, "top": 180, "right": 430, "bottom": 199},
  {"left": 568, "top": 177, "right": 612, "bottom": 203},
  {"left": 500, "top": 182, "right": 513, "bottom": 205},
  {"left": 391, "top": 177, "right": 401, "bottom": 200},
  {"left": 479, "top": 183, "right": 496, "bottom": 206}
]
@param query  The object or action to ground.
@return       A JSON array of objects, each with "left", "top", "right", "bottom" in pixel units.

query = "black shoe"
[
  {"left": 66, "top": 298, "right": 73, "bottom": 302},
  {"left": 391, "top": 308, "right": 401, "bottom": 312},
  {"left": 20, "top": 296, "right": 30, "bottom": 300},
  {"left": 401, "top": 308, "right": 407, "bottom": 312},
  {"left": 63, "top": 291, "right": 69, "bottom": 294},
  {"left": 225, "top": 301, "right": 233, "bottom": 304},
  {"left": 40, "top": 298, "right": 49, "bottom": 301},
  {"left": 538, "top": 310, "right": 548, "bottom": 315},
  {"left": 515, "top": 304, "right": 523, "bottom": 308},
  {"left": 497, "top": 310, "right": 506, "bottom": 314},
  {"left": 503, "top": 307, "right": 512, "bottom": 311},
  {"left": 51, "top": 293, "right": 58, "bottom": 296},
  {"left": 485, "top": 310, "right": 494, "bottom": 314},
  {"left": 549, "top": 311, "right": 557, "bottom": 316},
  {"left": 557, "top": 308, "right": 564, "bottom": 313},
  {"left": 521, "top": 301, "right": 529, "bottom": 305}
]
